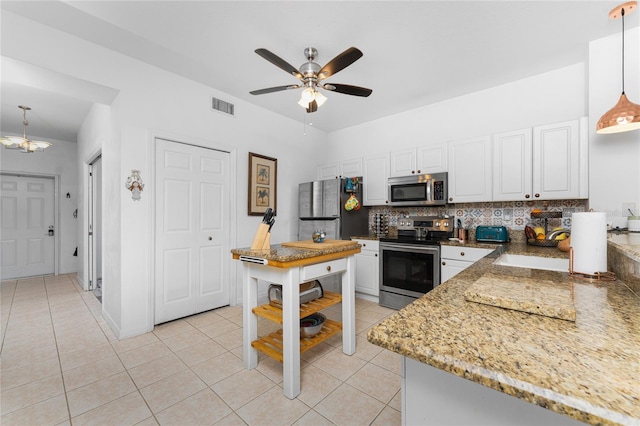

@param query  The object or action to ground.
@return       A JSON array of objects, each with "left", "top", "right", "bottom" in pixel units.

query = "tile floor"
[{"left": 0, "top": 274, "right": 402, "bottom": 425}]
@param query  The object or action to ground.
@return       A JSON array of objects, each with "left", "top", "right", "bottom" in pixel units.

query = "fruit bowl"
[{"left": 300, "top": 313, "right": 326, "bottom": 338}]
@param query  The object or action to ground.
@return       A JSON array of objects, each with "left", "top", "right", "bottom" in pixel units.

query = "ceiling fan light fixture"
[
  {"left": 314, "top": 90, "right": 327, "bottom": 107},
  {"left": 300, "top": 87, "right": 315, "bottom": 103},
  {"left": 1, "top": 106, "right": 52, "bottom": 153},
  {"left": 596, "top": 1, "right": 640, "bottom": 134}
]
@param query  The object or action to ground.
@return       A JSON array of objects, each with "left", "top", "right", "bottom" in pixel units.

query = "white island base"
[{"left": 403, "top": 357, "right": 583, "bottom": 425}]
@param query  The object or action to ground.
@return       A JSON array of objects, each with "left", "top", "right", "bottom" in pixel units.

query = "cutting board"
[
  {"left": 464, "top": 273, "right": 576, "bottom": 321},
  {"left": 281, "top": 239, "right": 359, "bottom": 250}
]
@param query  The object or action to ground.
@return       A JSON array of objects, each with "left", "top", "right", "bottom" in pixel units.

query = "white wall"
[
  {"left": 0, "top": 137, "right": 79, "bottom": 275},
  {"left": 588, "top": 27, "right": 640, "bottom": 218},
  {"left": 326, "top": 63, "right": 587, "bottom": 159},
  {"left": 2, "top": 10, "right": 326, "bottom": 338}
]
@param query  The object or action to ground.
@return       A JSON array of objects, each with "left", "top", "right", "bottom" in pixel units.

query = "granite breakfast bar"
[
  {"left": 231, "top": 240, "right": 361, "bottom": 399},
  {"left": 368, "top": 236, "right": 640, "bottom": 425}
]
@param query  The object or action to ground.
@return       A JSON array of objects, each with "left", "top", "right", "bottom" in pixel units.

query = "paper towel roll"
[{"left": 571, "top": 212, "right": 608, "bottom": 274}]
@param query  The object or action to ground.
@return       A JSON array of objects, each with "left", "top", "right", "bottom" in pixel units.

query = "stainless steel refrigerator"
[{"left": 298, "top": 177, "right": 369, "bottom": 241}]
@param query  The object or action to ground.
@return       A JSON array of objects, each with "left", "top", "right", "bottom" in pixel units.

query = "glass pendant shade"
[
  {"left": 0, "top": 106, "right": 52, "bottom": 153},
  {"left": 596, "top": 92, "right": 640, "bottom": 134}
]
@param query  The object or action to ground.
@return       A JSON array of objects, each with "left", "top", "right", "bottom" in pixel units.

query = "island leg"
[
  {"left": 282, "top": 267, "right": 301, "bottom": 399},
  {"left": 242, "top": 263, "right": 258, "bottom": 370},
  {"left": 341, "top": 255, "right": 356, "bottom": 355}
]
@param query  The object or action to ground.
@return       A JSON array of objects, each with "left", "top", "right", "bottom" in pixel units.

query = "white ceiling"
[{"left": 2, "top": 1, "right": 638, "bottom": 141}]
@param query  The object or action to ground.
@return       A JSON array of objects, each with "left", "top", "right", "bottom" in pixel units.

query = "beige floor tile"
[
  {"left": 63, "top": 354, "right": 125, "bottom": 390},
  {"left": 212, "top": 328, "right": 243, "bottom": 350},
  {"left": 1, "top": 331, "right": 57, "bottom": 353},
  {"left": 191, "top": 351, "right": 243, "bottom": 386},
  {"left": 370, "top": 348, "right": 402, "bottom": 375},
  {"left": 292, "top": 409, "right": 335, "bottom": 426},
  {"left": 111, "top": 331, "right": 160, "bottom": 354},
  {"left": 236, "top": 386, "right": 310, "bottom": 426},
  {"left": 59, "top": 342, "right": 116, "bottom": 371},
  {"left": 314, "top": 383, "right": 385, "bottom": 426},
  {"left": 346, "top": 363, "right": 401, "bottom": 404},
  {"left": 313, "top": 347, "right": 367, "bottom": 381},
  {"left": 184, "top": 310, "right": 225, "bottom": 328},
  {"left": 153, "top": 319, "right": 196, "bottom": 340},
  {"left": 0, "top": 374, "right": 65, "bottom": 416},
  {"left": 0, "top": 394, "right": 69, "bottom": 426},
  {"left": 174, "top": 339, "right": 227, "bottom": 366},
  {"left": 71, "top": 391, "right": 152, "bottom": 426},
  {"left": 388, "top": 389, "right": 402, "bottom": 412},
  {"left": 0, "top": 356, "right": 61, "bottom": 390},
  {"left": 297, "top": 365, "right": 342, "bottom": 408},
  {"left": 56, "top": 332, "right": 109, "bottom": 355},
  {"left": 353, "top": 335, "right": 384, "bottom": 361},
  {"left": 139, "top": 369, "right": 206, "bottom": 413},
  {"left": 155, "top": 388, "right": 232, "bottom": 426},
  {"left": 371, "top": 405, "right": 401, "bottom": 426},
  {"left": 66, "top": 371, "right": 137, "bottom": 417},
  {"left": 3, "top": 326, "right": 56, "bottom": 347},
  {"left": 300, "top": 342, "right": 335, "bottom": 365},
  {"left": 118, "top": 341, "right": 172, "bottom": 369},
  {"left": 213, "top": 305, "right": 243, "bottom": 319},
  {"left": 256, "top": 354, "right": 303, "bottom": 384},
  {"left": 161, "top": 328, "right": 210, "bottom": 352},
  {"left": 128, "top": 353, "right": 188, "bottom": 388},
  {"left": 214, "top": 412, "right": 248, "bottom": 425},
  {"left": 198, "top": 319, "right": 240, "bottom": 339},
  {"left": 212, "top": 369, "right": 275, "bottom": 410},
  {"left": 135, "top": 416, "right": 160, "bottom": 426}
]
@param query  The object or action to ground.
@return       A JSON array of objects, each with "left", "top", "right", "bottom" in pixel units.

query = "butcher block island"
[{"left": 231, "top": 239, "right": 361, "bottom": 399}]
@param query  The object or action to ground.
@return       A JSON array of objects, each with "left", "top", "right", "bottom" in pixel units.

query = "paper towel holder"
[{"left": 568, "top": 247, "right": 616, "bottom": 281}]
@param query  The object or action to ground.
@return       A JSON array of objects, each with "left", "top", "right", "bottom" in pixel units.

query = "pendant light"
[
  {"left": 596, "top": 1, "right": 640, "bottom": 134},
  {"left": 0, "top": 105, "right": 52, "bottom": 152}
]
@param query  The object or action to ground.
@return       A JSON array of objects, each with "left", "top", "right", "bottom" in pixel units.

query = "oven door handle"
[{"left": 380, "top": 243, "right": 440, "bottom": 253}]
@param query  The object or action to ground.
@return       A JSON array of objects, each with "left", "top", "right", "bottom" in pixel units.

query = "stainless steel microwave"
[{"left": 387, "top": 172, "right": 448, "bottom": 206}]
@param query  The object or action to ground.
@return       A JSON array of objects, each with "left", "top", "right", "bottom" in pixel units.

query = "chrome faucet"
[{"left": 546, "top": 229, "right": 570, "bottom": 240}]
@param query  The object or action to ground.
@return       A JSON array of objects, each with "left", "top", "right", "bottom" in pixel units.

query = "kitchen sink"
[{"left": 493, "top": 254, "right": 569, "bottom": 272}]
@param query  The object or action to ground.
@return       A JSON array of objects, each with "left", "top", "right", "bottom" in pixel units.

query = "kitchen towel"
[{"left": 571, "top": 211, "right": 607, "bottom": 275}]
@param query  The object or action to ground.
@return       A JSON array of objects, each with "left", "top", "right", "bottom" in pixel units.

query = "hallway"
[{"left": 0, "top": 274, "right": 401, "bottom": 425}]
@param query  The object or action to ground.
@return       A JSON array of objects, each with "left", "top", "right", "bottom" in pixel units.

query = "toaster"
[
  {"left": 475, "top": 226, "right": 509, "bottom": 243},
  {"left": 268, "top": 280, "right": 323, "bottom": 307}
]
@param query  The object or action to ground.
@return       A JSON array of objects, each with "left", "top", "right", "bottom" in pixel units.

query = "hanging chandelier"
[
  {"left": 0, "top": 105, "right": 52, "bottom": 153},
  {"left": 596, "top": 1, "right": 640, "bottom": 134}
]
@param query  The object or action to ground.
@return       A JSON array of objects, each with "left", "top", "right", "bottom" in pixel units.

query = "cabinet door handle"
[
  {"left": 460, "top": 252, "right": 465, "bottom": 256},
  {"left": 375, "top": 253, "right": 378, "bottom": 257},
  {"left": 362, "top": 243, "right": 366, "bottom": 247},
  {"left": 449, "top": 197, "right": 453, "bottom": 202},
  {"left": 442, "top": 261, "right": 446, "bottom": 266},
  {"left": 208, "top": 236, "right": 212, "bottom": 241},
  {"left": 326, "top": 266, "right": 331, "bottom": 272},
  {"left": 417, "top": 170, "right": 421, "bottom": 174},
  {"left": 535, "top": 193, "right": 540, "bottom": 198},
  {"left": 525, "top": 194, "right": 530, "bottom": 199}
]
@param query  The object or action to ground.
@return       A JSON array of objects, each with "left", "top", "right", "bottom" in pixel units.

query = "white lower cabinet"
[
  {"left": 352, "top": 239, "right": 379, "bottom": 297},
  {"left": 440, "top": 245, "right": 494, "bottom": 283}
]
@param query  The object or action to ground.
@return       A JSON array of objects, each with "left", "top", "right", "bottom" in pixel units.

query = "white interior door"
[
  {"left": 155, "top": 138, "right": 230, "bottom": 324},
  {"left": 88, "top": 156, "right": 102, "bottom": 291},
  {"left": 1, "top": 174, "right": 55, "bottom": 279}
]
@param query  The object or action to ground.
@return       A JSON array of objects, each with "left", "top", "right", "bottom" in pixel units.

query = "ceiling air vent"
[{"left": 211, "top": 96, "right": 235, "bottom": 116}]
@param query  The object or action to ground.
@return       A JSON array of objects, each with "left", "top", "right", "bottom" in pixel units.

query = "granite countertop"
[{"left": 367, "top": 240, "right": 640, "bottom": 425}]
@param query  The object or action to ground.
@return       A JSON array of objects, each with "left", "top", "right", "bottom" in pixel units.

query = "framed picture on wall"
[{"left": 248, "top": 152, "right": 277, "bottom": 216}]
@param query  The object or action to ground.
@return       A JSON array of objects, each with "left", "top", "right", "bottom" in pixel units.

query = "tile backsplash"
[{"left": 369, "top": 199, "right": 588, "bottom": 233}]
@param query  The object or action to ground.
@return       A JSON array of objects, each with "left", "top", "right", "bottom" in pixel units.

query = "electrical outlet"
[{"left": 622, "top": 202, "right": 637, "bottom": 216}]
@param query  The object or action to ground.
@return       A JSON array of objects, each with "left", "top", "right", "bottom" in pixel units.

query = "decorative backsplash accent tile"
[{"left": 369, "top": 200, "right": 588, "bottom": 231}]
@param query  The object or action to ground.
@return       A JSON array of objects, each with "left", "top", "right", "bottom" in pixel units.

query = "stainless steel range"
[{"left": 379, "top": 216, "right": 454, "bottom": 310}]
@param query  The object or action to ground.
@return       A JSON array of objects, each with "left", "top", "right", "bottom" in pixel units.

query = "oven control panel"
[{"left": 397, "top": 216, "right": 453, "bottom": 233}]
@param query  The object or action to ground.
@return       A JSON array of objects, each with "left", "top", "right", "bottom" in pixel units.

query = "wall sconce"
[{"left": 125, "top": 169, "right": 144, "bottom": 201}]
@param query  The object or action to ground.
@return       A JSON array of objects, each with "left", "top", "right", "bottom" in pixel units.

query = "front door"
[
  {"left": 1, "top": 174, "right": 55, "bottom": 279},
  {"left": 155, "top": 138, "right": 230, "bottom": 324}
]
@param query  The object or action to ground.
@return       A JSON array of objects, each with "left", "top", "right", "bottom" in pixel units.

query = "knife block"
[{"left": 250, "top": 223, "right": 271, "bottom": 250}]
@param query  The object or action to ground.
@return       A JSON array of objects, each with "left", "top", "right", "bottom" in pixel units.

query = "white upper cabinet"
[
  {"left": 417, "top": 144, "right": 448, "bottom": 174},
  {"left": 317, "top": 158, "right": 363, "bottom": 180},
  {"left": 389, "top": 144, "right": 447, "bottom": 177},
  {"left": 493, "top": 128, "right": 533, "bottom": 201},
  {"left": 532, "top": 118, "right": 586, "bottom": 200},
  {"left": 447, "top": 136, "right": 492, "bottom": 203},
  {"left": 363, "top": 153, "right": 390, "bottom": 206}
]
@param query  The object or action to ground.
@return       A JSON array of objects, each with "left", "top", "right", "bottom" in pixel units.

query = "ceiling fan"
[{"left": 250, "top": 47, "right": 373, "bottom": 113}]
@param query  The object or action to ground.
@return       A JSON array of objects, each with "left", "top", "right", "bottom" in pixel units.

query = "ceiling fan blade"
[
  {"left": 317, "top": 47, "right": 363, "bottom": 81},
  {"left": 306, "top": 100, "right": 318, "bottom": 113},
  {"left": 322, "top": 83, "right": 372, "bottom": 97},
  {"left": 255, "top": 48, "right": 303, "bottom": 80},
  {"left": 250, "top": 84, "right": 301, "bottom": 95}
]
